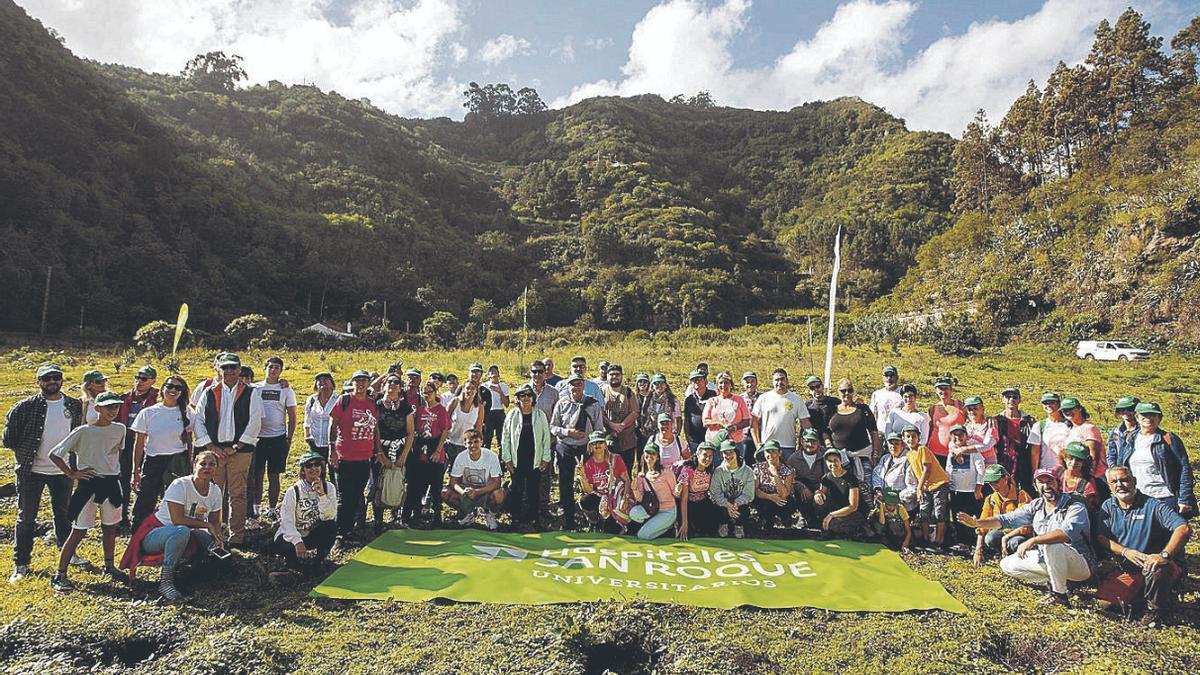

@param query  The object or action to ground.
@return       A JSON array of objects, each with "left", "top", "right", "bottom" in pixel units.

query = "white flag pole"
[{"left": 823, "top": 226, "right": 842, "bottom": 386}]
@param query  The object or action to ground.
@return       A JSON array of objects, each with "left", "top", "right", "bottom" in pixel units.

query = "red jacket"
[{"left": 119, "top": 514, "right": 197, "bottom": 584}]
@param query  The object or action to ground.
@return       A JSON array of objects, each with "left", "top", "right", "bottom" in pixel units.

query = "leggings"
[
  {"left": 269, "top": 520, "right": 338, "bottom": 568},
  {"left": 680, "top": 499, "right": 723, "bottom": 538},
  {"left": 335, "top": 460, "right": 371, "bottom": 536},
  {"left": 483, "top": 410, "right": 506, "bottom": 449},
  {"left": 403, "top": 455, "right": 446, "bottom": 523}
]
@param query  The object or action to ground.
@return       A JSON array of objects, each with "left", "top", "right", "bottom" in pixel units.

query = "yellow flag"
[{"left": 172, "top": 303, "right": 189, "bottom": 355}]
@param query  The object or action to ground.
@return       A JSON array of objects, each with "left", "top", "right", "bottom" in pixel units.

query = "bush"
[
  {"left": 930, "top": 312, "right": 981, "bottom": 356},
  {"left": 357, "top": 325, "right": 395, "bottom": 349},
  {"left": 626, "top": 329, "right": 652, "bottom": 342},
  {"left": 224, "top": 314, "right": 270, "bottom": 350},
  {"left": 422, "top": 311, "right": 463, "bottom": 348},
  {"left": 133, "top": 320, "right": 191, "bottom": 357}
]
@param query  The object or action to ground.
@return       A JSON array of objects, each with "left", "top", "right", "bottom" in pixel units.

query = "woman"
[
  {"left": 630, "top": 443, "right": 677, "bottom": 540},
  {"left": 373, "top": 376, "right": 414, "bottom": 531},
  {"left": 303, "top": 372, "right": 338, "bottom": 480},
  {"left": 633, "top": 373, "right": 652, "bottom": 466},
  {"left": 270, "top": 451, "right": 338, "bottom": 571},
  {"left": 827, "top": 378, "right": 878, "bottom": 487},
  {"left": 873, "top": 433, "right": 918, "bottom": 511},
  {"left": 129, "top": 375, "right": 193, "bottom": 530},
  {"left": 1059, "top": 441, "right": 1099, "bottom": 510},
  {"left": 328, "top": 371, "right": 381, "bottom": 547},
  {"left": 702, "top": 371, "right": 751, "bottom": 449},
  {"left": 81, "top": 369, "right": 109, "bottom": 424},
  {"left": 403, "top": 382, "right": 450, "bottom": 527},
  {"left": 886, "top": 384, "right": 929, "bottom": 444},
  {"left": 927, "top": 377, "right": 966, "bottom": 458},
  {"left": 1061, "top": 398, "right": 1105, "bottom": 480},
  {"left": 481, "top": 365, "right": 510, "bottom": 450},
  {"left": 752, "top": 442, "right": 796, "bottom": 530},
  {"left": 676, "top": 442, "right": 718, "bottom": 540},
  {"left": 446, "top": 380, "right": 485, "bottom": 469},
  {"left": 578, "top": 431, "right": 631, "bottom": 533},
  {"left": 639, "top": 374, "right": 681, "bottom": 443},
  {"left": 1112, "top": 402, "right": 1194, "bottom": 515},
  {"left": 652, "top": 413, "right": 687, "bottom": 469},
  {"left": 815, "top": 449, "right": 865, "bottom": 537},
  {"left": 121, "top": 450, "right": 223, "bottom": 601},
  {"left": 500, "top": 384, "right": 551, "bottom": 528},
  {"left": 709, "top": 441, "right": 755, "bottom": 538},
  {"left": 963, "top": 396, "right": 998, "bottom": 465}
]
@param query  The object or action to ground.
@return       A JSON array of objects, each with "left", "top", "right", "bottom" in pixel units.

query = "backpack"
[
  {"left": 377, "top": 464, "right": 408, "bottom": 509},
  {"left": 638, "top": 475, "right": 660, "bottom": 517}
]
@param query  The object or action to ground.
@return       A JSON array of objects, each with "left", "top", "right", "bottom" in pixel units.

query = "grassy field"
[{"left": 0, "top": 343, "right": 1197, "bottom": 673}]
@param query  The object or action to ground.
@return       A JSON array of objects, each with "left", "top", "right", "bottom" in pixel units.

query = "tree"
[
  {"left": 951, "top": 109, "right": 1012, "bottom": 214},
  {"left": 422, "top": 311, "right": 462, "bottom": 348},
  {"left": 463, "top": 82, "right": 517, "bottom": 120},
  {"left": 998, "top": 81, "right": 1046, "bottom": 184},
  {"left": 515, "top": 87, "right": 547, "bottom": 115},
  {"left": 182, "top": 51, "right": 247, "bottom": 93},
  {"left": 687, "top": 91, "right": 716, "bottom": 108}
]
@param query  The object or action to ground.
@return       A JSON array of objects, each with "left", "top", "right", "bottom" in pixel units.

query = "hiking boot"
[
  {"left": 1140, "top": 610, "right": 1164, "bottom": 628},
  {"left": 458, "top": 511, "right": 475, "bottom": 526},
  {"left": 158, "top": 572, "right": 183, "bottom": 602},
  {"left": 1038, "top": 591, "right": 1069, "bottom": 607},
  {"left": 734, "top": 525, "right": 745, "bottom": 539},
  {"left": 718, "top": 524, "right": 730, "bottom": 538},
  {"left": 50, "top": 573, "right": 75, "bottom": 592},
  {"left": 484, "top": 512, "right": 499, "bottom": 531},
  {"left": 9, "top": 565, "right": 30, "bottom": 583},
  {"left": 104, "top": 566, "right": 130, "bottom": 584},
  {"left": 331, "top": 536, "right": 345, "bottom": 554}
]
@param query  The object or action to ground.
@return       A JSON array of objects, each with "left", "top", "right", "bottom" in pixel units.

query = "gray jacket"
[{"left": 549, "top": 394, "right": 604, "bottom": 450}]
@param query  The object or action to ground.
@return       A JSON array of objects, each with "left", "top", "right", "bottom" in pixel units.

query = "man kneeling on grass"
[
  {"left": 443, "top": 429, "right": 504, "bottom": 530},
  {"left": 958, "top": 467, "right": 1094, "bottom": 606},
  {"left": 1094, "top": 466, "right": 1191, "bottom": 627}
]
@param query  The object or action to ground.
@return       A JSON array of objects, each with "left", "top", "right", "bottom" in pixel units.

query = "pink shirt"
[
  {"left": 1068, "top": 421, "right": 1106, "bottom": 478},
  {"left": 634, "top": 470, "right": 677, "bottom": 512},
  {"left": 702, "top": 394, "right": 751, "bottom": 443},
  {"left": 929, "top": 401, "right": 966, "bottom": 457}
]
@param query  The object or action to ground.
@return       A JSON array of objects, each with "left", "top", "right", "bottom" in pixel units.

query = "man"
[
  {"left": 870, "top": 365, "right": 903, "bottom": 436},
  {"left": 1105, "top": 396, "right": 1140, "bottom": 472},
  {"left": 959, "top": 467, "right": 1094, "bottom": 606},
  {"left": 683, "top": 361, "right": 718, "bottom": 397},
  {"left": 250, "top": 356, "right": 297, "bottom": 525},
  {"left": 443, "top": 429, "right": 504, "bottom": 530},
  {"left": 751, "top": 368, "right": 812, "bottom": 463},
  {"left": 501, "top": 384, "right": 551, "bottom": 530},
  {"left": 404, "top": 368, "right": 423, "bottom": 408},
  {"left": 441, "top": 374, "right": 459, "bottom": 407},
  {"left": 972, "top": 465, "right": 1032, "bottom": 567},
  {"left": 601, "top": 365, "right": 638, "bottom": 471},
  {"left": 1095, "top": 466, "right": 1191, "bottom": 626},
  {"left": 739, "top": 372, "right": 761, "bottom": 462},
  {"left": 115, "top": 365, "right": 158, "bottom": 526},
  {"left": 549, "top": 374, "right": 604, "bottom": 530},
  {"left": 593, "top": 360, "right": 610, "bottom": 388},
  {"left": 557, "top": 356, "right": 604, "bottom": 401},
  {"left": 1110, "top": 402, "right": 1194, "bottom": 516},
  {"left": 543, "top": 357, "right": 563, "bottom": 387},
  {"left": 1028, "top": 392, "right": 1069, "bottom": 471},
  {"left": 993, "top": 387, "right": 1038, "bottom": 496},
  {"left": 804, "top": 375, "right": 839, "bottom": 444},
  {"left": 784, "top": 431, "right": 825, "bottom": 530},
  {"left": 682, "top": 370, "right": 717, "bottom": 455},
  {"left": 193, "top": 353, "right": 263, "bottom": 547},
  {"left": 5, "top": 364, "right": 84, "bottom": 582},
  {"left": 528, "top": 360, "right": 560, "bottom": 514}
]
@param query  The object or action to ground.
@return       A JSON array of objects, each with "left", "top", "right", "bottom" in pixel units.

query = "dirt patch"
[
  {"left": 976, "top": 632, "right": 1080, "bottom": 673},
  {"left": 0, "top": 621, "right": 181, "bottom": 670},
  {"left": 581, "top": 636, "right": 662, "bottom": 675}
]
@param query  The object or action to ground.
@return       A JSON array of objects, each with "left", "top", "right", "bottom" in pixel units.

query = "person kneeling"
[
  {"left": 629, "top": 442, "right": 677, "bottom": 540},
  {"left": 1095, "top": 466, "right": 1191, "bottom": 626},
  {"left": 869, "top": 488, "right": 911, "bottom": 552},
  {"left": 816, "top": 449, "right": 865, "bottom": 538},
  {"left": 442, "top": 429, "right": 504, "bottom": 530},
  {"left": 270, "top": 451, "right": 338, "bottom": 573},
  {"left": 752, "top": 441, "right": 797, "bottom": 531},
  {"left": 958, "top": 467, "right": 1094, "bottom": 606},
  {"left": 972, "top": 465, "right": 1032, "bottom": 567}
]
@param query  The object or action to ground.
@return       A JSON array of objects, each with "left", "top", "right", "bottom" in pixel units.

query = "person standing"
[
  {"left": 115, "top": 365, "right": 159, "bottom": 527},
  {"left": 328, "top": 370, "right": 380, "bottom": 547},
  {"left": 1028, "top": 392, "right": 1070, "bottom": 471},
  {"left": 373, "top": 376, "right": 414, "bottom": 532},
  {"left": 80, "top": 370, "right": 109, "bottom": 424},
  {"left": 803, "top": 375, "right": 839, "bottom": 444},
  {"left": 557, "top": 356, "right": 604, "bottom": 401},
  {"left": 549, "top": 374, "right": 604, "bottom": 530},
  {"left": 482, "top": 365, "right": 510, "bottom": 450},
  {"left": 446, "top": 380, "right": 485, "bottom": 469},
  {"left": 702, "top": 371, "right": 751, "bottom": 460},
  {"left": 527, "top": 361, "right": 559, "bottom": 516},
  {"left": 601, "top": 365, "right": 638, "bottom": 471},
  {"left": 501, "top": 384, "right": 551, "bottom": 529},
  {"left": 465, "top": 363, "right": 494, "bottom": 412},
  {"left": 129, "top": 375, "right": 193, "bottom": 530},
  {"left": 1061, "top": 397, "right": 1105, "bottom": 483},
  {"left": 827, "top": 378, "right": 879, "bottom": 486},
  {"left": 639, "top": 374, "right": 682, "bottom": 443},
  {"left": 927, "top": 376, "right": 965, "bottom": 459},
  {"left": 962, "top": 396, "right": 998, "bottom": 465},
  {"left": 250, "top": 356, "right": 297, "bottom": 525},
  {"left": 739, "top": 372, "right": 761, "bottom": 461},
  {"left": 5, "top": 364, "right": 84, "bottom": 583},
  {"left": 1111, "top": 402, "right": 1194, "bottom": 516},
  {"left": 683, "top": 370, "right": 717, "bottom": 456},
  {"left": 192, "top": 354, "right": 262, "bottom": 548},
  {"left": 751, "top": 369, "right": 811, "bottom": 464},
  {"left": 885, "top": 384, "right": 930, "bottom": 444},
  {"left": 870, "top": 365, "right": 903, "bottom": 437},
  {"left": 1105, "top": 396, "right": 1140, "bottom": 475},
  {"left": 303, "top": 372, "right": 338, "bottom": 481},
  {"left": 994, "top": 387, "right": 1037, "bottom": 495},
  {"left": 404, "top": 382, "right": 450, "bottom": 527},
  {"left": 543, "top": 357, "right": 563, "bottom": 387}
]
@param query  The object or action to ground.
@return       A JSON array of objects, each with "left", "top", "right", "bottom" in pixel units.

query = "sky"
[{"left": 17, "top": 0, "right": 1197, "bottom": 134}]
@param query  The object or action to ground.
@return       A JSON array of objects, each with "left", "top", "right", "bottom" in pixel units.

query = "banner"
[
  {"left": 312, "top": 530, "right": 965, "bottom": 613},
  {"left": 172, "top": 303, "right": 189, "bottom": 355}
]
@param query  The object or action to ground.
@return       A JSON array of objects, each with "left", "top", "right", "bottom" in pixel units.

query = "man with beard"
[
  {"left": 803, "top": 375, "right": 840, "bottom": 446},
  {"left": 959, "top": 467, "right": 1094, "bottom": 606}
]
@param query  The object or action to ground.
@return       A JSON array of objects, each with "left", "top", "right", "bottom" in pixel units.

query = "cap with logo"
[
  {"left": 650, "top": 374, "right": 667, "bottom": 385},
  {"left": 137, "top": 365, "right": 158, "bottom": 379},
  {"left": 566, "top": 374, "right": 585, "bottom": 384},
  {"left": 469, "top": 362, "right": 484, "bottom": 372},
  {"left": 587, "top": 431, "right": 610, "bottom": 445},
  {"left": 82, "top": 370, "right": 108, "bottom": 385},
  {"left": 742, "top": 371, "right": 757, "bottom": 380},
  {"left": 351, "top": 369, "right": 371, "bottom": 380},
  {"left": 297, "top": 450, "right": 326, "bottom": 465},
  {"left": 802, "top": 428, "right": 820, "bottom": 442},
  {"left": 1040, "top": 392, "right": 1061, "bottom": 404},
  {"left": 217, "top": 353, "right": 241, "bottom": 367},
  {"left": 1034, "top": 467, "right": 1061, "bottom": 482},
  {"left": 882, "top": 488, "right": 900, "bottom": 505},
  {"left": 689, "top": 369, "right": 705, "bottom": 380},
  {"left": 882, "top": 365, "right": 898, "bottom": 377},
  {"left": 36, "top": 363, "right": 64, "bottom": 378},
  {"left": 948, "top": 424, "right": 968, "bottom": 435},
  {"left": 1114, "top": 396, "right": 1139, "bottom": 411},
  {"left": 1063, "top": 441, "right": 1090, "bottom": 461},
  {"left": 94, "top": 392, "right": 123, "bottom": 407},
  {"left": 1001, "top": 386, "right": 1021, "bottom": 397},
  {"left": 636, "top": 373, "right": 650, "bottom": 383},
  {"left": 963, "top": 395, "right": 983, "bottom": 407},
  {"left": 983, "top": 464, "right": 1008, "bottom": 484},
  {"left": 886, "top": 432, "right": 902, "bottom": 443},
  {"left": 1059, "top": 397, "right": 1081, "bottom": 410},
  {"left": 1135, "top": 402, "right": 1162, "bottom": 415},
  {"left": 759, "top": 440, "right": 782, "bottom": 454},
  {"left": 514, "top": 384, "right": 535, "bottom": 397},
  {"left": 405, "top": 368, "right": 421, "bottom": 377},
  {"left": 656, "top": 412, "right": 673, "bottom": 423},
  {"left": 805, "top": 375, "right": 822, "bottom": 386}
]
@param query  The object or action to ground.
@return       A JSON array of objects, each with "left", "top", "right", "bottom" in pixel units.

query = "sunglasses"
[
  {"left": 530, "top": 370, "right": 545, "bottom": 375},
  {"left": 302, "top": 461, "right": 323, "bottom": 469},
  {"left": 136, "top": 375, "right": 154, "bottom": 381},
  {"left": 39, "top": 374, "right": 63, "bottom": 382},
  {"left": 163, "top": 383, "right": 183, "bottom": 392},
  {"left": 839, "top": 388, "right": 854, "bottom": 394}
]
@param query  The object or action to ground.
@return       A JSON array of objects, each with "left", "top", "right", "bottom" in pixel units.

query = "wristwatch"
[{"left": 1159, "top": 550, "right": 1171, "bottom": 560}]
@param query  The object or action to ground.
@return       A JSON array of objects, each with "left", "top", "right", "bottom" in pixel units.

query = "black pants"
[
  {"left": 681, "top": 499, "right": 722, "bottom": 538},
  {"left": 540, "top": 441, "right": 556, "bottom": 510},
  {"left": 742, "top": 437, "right": 758, "bottom": 467},
  {"left": 949, "top": 491, "right": 981, "bottom": 544},
  {"left": 132, "top": 452, "right": 186, "bottom": 530},
  {"left": 13, "top": 473, "right": 72, "bottom": 566},
  {"left": 716, "top": 503, "right": 751, "bottom": 527},
  {"left": 508, "top": 465, "right": 542, "bottom": 523},
  {"left": 557, "top": 444, "right": 586, "bottom": 528},
  {"left": 119, "top": 430, "right": 136, "bottom": 522},
  {"left": 403, "top": 454, "right": 446, "bottom": 524},
  {"left": 271, "top": 520, "right": 338, "bottom": 568},
  {"left": 483, "top": 409, "right": 506, "bottom": 449},
  {"left": 753, "top": 495, "right": 797, "bottom": 527},
  {"left": 336, "top": 460, "right": 371, "bottom": 537},
  {"left": 578, "top": 493, "right": 624, "bottom": 533}
]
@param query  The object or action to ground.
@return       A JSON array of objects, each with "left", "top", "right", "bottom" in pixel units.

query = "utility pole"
[
  {"left": 382, "top": 300, "right": 388, "bottom": 329},
  {"left": 39, "top": 266, "right": 52, "bottom": 336}
]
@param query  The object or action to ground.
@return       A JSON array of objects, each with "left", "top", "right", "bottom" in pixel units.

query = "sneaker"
[
  {"left": 794, "top": 514, "right": 808, "bottom": 530},
  {"left": 158, "top": 579, "right": 183, "bottom": 602},
  {"left": 484, "top": 513, "right": 499, "bottom": 531},
  {"left": 1038, "top": 591, "right": 1069, "bottom": 607},
  {"left": 8, "top": 565, "right": 30, "bottom": 584},
  {"left": 104, "top": 566, "right": 130, "bottom": 584},
  {"left": 331, "top": 536, "right": 345, "bottom": 553},
  {"left": 718, "top": 524, "right": 730, "bottom": 538},
  {"left": 50, "top": 574, "right": 74, "bottom": 593},
  {"left": 734, "top": 525, "right": 745, "bottom": 539},
  {"left": 69, "top": 555, "right": 91, "bottom": 567},
  {"left": 1140, "top": 610, "right": 1163, "bottom": 628},
  {"left": 458, "top": 511, "right": 475, "bottom": 526}
]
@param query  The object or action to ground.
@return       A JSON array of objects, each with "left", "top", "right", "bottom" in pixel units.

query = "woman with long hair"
[
  {"left": 578, "top": 432, "right": 631, "bottom": 533},
  {"left": 129, "top": 375, "right": 192, "bottom": 530},
  {"left": 629, "top": 443, "right": 677, "bottom": 540},
  {"left": 963, "top": 396, "right": 998, "bottom": 465},
  {"left": 1061, "top": 397, "right": 1105, "bottom": 480},
  {"left": 80, "top": 369, "right": 109, "bottom": 424},
  {"left": 445, "top": 379, "right": 485, "bottom": 469},
  {"left": 373, "top": 376, "right": 414, "bottom": 532},
  {"left": 676, "top": 442, "right": 719, "bottom": 540},
  {"left": 403, "top": 382, "right": 450, "bottom": 527},
  {"left": 1060, "top": 441, "right": 1099, "bottom": 510},
  {"left": 927, "top": 376, "right": 965, "bottom": 458},
  {"left": 639, "top": 374, "right": 681, "bottom": 443},
  {"left": 303, "top": 372, "right": 338, "bottom": 481}
]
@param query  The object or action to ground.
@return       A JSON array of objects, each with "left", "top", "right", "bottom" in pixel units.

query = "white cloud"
[
  {"left": 583, "top": 37, "right": 614, "bottom": 49},
  {"left": 553, "top": 0, "right": 1133, "bottom": 134},
  {"left": 20, "top": 0, "right": 467, "bottom": 117},
  {"left": 553, "top": 37, "right": 576, "bottom": 64},
  {"left": 479, "top": 33, "right": 533, "bottom": 65}
]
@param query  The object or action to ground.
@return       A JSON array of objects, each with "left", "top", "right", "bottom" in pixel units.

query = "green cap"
[
  {"left": 643, "top": 441, "right": 661, "bottom": 455},
  {"left": 1040, "top": 391, "right": 1060, "bottom": 403},
  {"left": 823, "top": 447, "right": 842, "bottom": 458},
  {"left": 882, "top": 365, "right": 898, "bottom": 376},
  {"left": 405, "top": 368, "right": 421, "bottom": 377},
  {"left": 566, "top": 374, "right": 585, "bottom": 384},
  {"left": 901, "top": 424, "right": 920, "bottom": 435},
  {"left": 297, "top": 450, "right": 325, "bottom": 466},
  {"left": 983, "top": 464, "right": 1008, "bottom": 484},
  {"left": 314, "top": 371, "right": 333, "bottom": 381},
  {"left": 136, "top": 365, "right": 158, "bottom": 379},
  {"left": 802, "top": 429, "right": 820, "bottom": 442},
  {"left": 688, "top": 369, "right": 705, "bottom": 380},
  {"left": 351, "top": 369, "right": 371, "bottom": 380},
  {"left": 587, "top": 431, "right": 609, "bottom": 445},
  {"left": 948, "top": 424, "right": 968, "bottom": 435},
  {"left": 430, "top": 372, "right": 444, "bottom": 381},
  {"left": 1115, "top": 396, "right": 1139, "bottom": 411},
  {"left": 598, "top": 360, "right": 609, "bottom": 368},
  {"left": 696, "top": 441, "right": 717, "bottom": 453},
  {"left": 882, "top": 488, "right": 900, "bottom": 505},
  {"left": 514, "top": 384, "right": 535, "bottom": 397},
  {"left": 469, "top": 362, "right": 484, "bottom": 372},
  {"left": 93, "top": 392, "right": 123, "bottom": 407},
  {"left": 1135, "top": 402, "right": 1162, "bottom": 415},
  {"left": 934, "top": 377, "right": 953, "bottom": 388},
  {"left": 656, "top": 412, "right": 672, "bottom": 423},
  {"left": 217, "top": 353, "right": 241, "bottom": 367},
  {"left": 1064, "top": 441, "right": 1089, "bottom": 461},
  {"left": 1001, "top": 386, "right": 1020, "bottom": 397},
  {"left": 82, "top": 370, "right": 108, "bottom": 385},
  {"left": 805, "top": 375, "right": 822, "bottom": 386},
  {"left": 1059, "top": 397, "right": 1080, "bottom": 410},
  {"left": 885, "top": 432, "right": 902, "bottom": 443},
  {"left": 635, "top": 373, "right": 650, "bottom": 383},
  {"left": 650, "top": 373, "right": 667, "bottom": 385},
  {"left": 718, "top": 440, "right": 738, "bottom": 454},
  {"left": 963, "top": 396, "right": 983, "bottom": 407},
  {"left": 742, "top": 371, "right": 757, "bottom": 380},
  {"left": 571, "top": 355, "right": 586, "bottom": 362},
  {"left": 759, "top": 440, "right": 782, "bottom": 454},
  {"left": 36, "top": 363, "right": 64, "bottom": 378}
]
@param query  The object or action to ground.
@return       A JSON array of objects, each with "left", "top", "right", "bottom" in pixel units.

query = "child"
[
  {"left": 945, "top": 424, "right": 985, "bottom": 551},
  {"left": 901, "top": 424, "right": 951, "bottom": 549},
  {"left": 46, "top": 392, "right": 129, "bottom": 591},
  {"left": 869, "top": 488, "right": 912, "bottom": 552}
]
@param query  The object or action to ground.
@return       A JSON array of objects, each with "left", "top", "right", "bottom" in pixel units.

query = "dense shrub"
[
  {"left": 224, "top": 314, "right": 270, "bottom": 350},
  {"left": 356, "top": 325, "right": 395, "bottom": 349},
  {"left": 133, "top": 320, "right": 191, "bottom": 357},
  {"left": 422, "top": 311, "right": 463, "bottom": 348}
]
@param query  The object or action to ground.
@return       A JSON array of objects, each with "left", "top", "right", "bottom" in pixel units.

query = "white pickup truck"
[{"left": 1075, "top": 340, "right": 1150, "bottom": 362}]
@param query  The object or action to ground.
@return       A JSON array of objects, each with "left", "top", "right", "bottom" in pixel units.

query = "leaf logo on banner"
[{"left": 172, "top": 303, "right": 189, "bottom": 355}]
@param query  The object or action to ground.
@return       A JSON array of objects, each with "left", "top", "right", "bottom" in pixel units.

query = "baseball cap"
[
  {"left": 719, "top": 440, "right": 738, "bottom": 454},
  {"left": 587, "top": 431, "right": 609, "bottom": 445},
  {"left": 36, "top": 363, "right": 64, "bottom": 378},
  {"left": 949, "top": 424, "right": 968, "bottom": 435},
  {"left": 823, "top": 447, "right": 842, "bottom": 458},
  {"left": 983, "top": 465, "right": 1008, "bottom": 484},
  {"left": 805, "top": 375, "right": 822, "bottom": 387},
  {"left": 643, "top": 441, "right": 661, "bottom": 454},
  {"left": 297, "top": 450, "right": 325, "bottom": 466},
  {"left": 759, "top": 440, "right": 782, "bottom": 454},
  {"left": 93, "top": 392, "right": 123, "bottom": 407},
  {"left": 802, "top": 429, "right": 820, "bottom": 442},
  {"left": 885, "top": 432, "right": 902, "bottom": 443},
  {"left": 136, "top": 365, "right": 158, "bottom": 379},
  {"left": 650, "top": 374, "right": 667, "bottom": 385},
  {"left": 469, "top": 362, "right": 484, "bottom": 372},
  {"left": 1040, "top": 392, "right": 1060, "bottom": 404},
  {"left": 882, "top": 488, "right": 900, "bottom": 505},
  {"left": 351, "top": 369, "right": 371, "bottom": 380},
  {"left": 882, "top": 365, "right": 898, "bottom": 377},
  {"left": 963, "top": 396, "right": 983, "bottom": 407},
  {"left": 82, "top": 370, "right": 108, "bottom": 385},
  {"left": 689, "top": 369, "right": 705, "bottom": 380},
  {"left": 217, "top": 353, "right": 241, "bottom": 367},
  {"left": 635, "top": 373, "right": 650, "bottom": 383},
  {"left": 514, "top": 384, "right": 535, "bottom": 397},
  {"left": 901, "top": 424, "right": 920, "bottom": 435},
  {"left": 1063, "top": 442, "right": 1089, "bottom": 461},
  {"left": 1059, "top": 397, "right": 1081, "bottom": 410},
  {"left": 1001, "top": 386, "right": 1021, "bottom": 397},
  {"left": 1034, "top": 467, "right": 1060, "bottom": 482},
  {"left": 405, "top": 368, "right": 421, "bottom": 377},
  {"left": 566, "top": 374, "right": 585, "bottom": 384},
  {"left": 742, "top": 371, "right": 757, "bottom": 380},
  {"left": 656, "top": 412, "right": 672, "bottom": 423},
  {"left": 1135, "top": 402, "right": 1162, "bottom": 415},
  {"left": 1114, "top": 396, "right": 1139, "bottom": 411}
]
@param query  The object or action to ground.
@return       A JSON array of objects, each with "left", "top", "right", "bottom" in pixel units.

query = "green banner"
[{"left": 312, "top": 530, "right": 965, "bottom": 612}]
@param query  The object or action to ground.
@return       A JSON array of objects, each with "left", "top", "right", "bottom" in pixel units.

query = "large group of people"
[{"left": 4, "top": 354, "right": 1193, "bottom": 624}]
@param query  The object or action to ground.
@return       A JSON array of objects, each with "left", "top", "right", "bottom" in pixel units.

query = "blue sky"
[{"left": 19, "top": 0, "right": 1196, "bottom": 133}]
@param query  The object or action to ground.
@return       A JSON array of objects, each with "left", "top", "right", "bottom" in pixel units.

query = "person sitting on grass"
[
  {"left": 815, "top": 448, "right": 865, "bottom": 538},
  {"left": 752, "top": 441, "right": 796, "bottom": 531},
  {"left": 270, "top": 451, "right": 338, "bottom": 575},
  {"left": 46, "top": 392, "right": 129, "bottom": 592},
  {"left": 1060, "top": 441, "right": 1100, "bottom": 510},
  {"left": 972, "top": 465, "right": 1032, "bottom": 567},
  {"left": 786, "top": 429, "right": 828, "bottom": 530},
  {"left": 578, "top": 432, "right": 632, "bottom": 533},
  {"left": 869, "top": 488, "right": 911, "bottom": 552},
  {"left": 443, "top": 429, "right": 504, "bottom": 530},
  {"left": 710, "top": 440, "right": 754, "bottom": 538},
  {"left": 958, "top": 467, "right": 1094, "bottom": 606},
  {"left": 676, "top": 442, "right": 719, "bottom": 540},
  {"left": 629, "top": 442, "right": 678, "bottom": 540},
  {"left": 902, "top": 424, "right": 950, "bottom": 550},
  {"left": 1094, "top": 466, "right": 1191, "bottom": 627}
]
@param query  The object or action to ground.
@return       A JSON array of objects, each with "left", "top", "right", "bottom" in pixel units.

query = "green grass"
[{"left": 1, "top": 343, "right": 1197, "bottom": 673}]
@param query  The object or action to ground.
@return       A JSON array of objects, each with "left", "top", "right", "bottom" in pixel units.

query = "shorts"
[
  {"left": 74, "top": 499, "right": 122, "bottom": 530},
  {"left": 916, "top": 484, "right": 951, "bottom": 524},
  {"left": 254, "top": 435, "right": 291, "bottom": 474}
]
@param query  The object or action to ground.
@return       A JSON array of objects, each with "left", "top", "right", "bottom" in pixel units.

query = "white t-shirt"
[
  {"left": 450, "top": 448, "right": 502, "bottom": 489},
  {"left": 870, "top": 388, "right": 904, "bottom": 433},
  {"left": 886, "top": 409, "right": 931, "bottom": 444},
  {"left": 1028, "top": 418, "right": 1070, "bottom": 469},
  {"left": 1130, "top": 433, "right": 1172, "bottom": 498},
  {"left": 33, "top": 397, "right": 73, "bottom": 475},
  {"left": 483, "top": 382, "right": 509, "bottom": 411},
  {"left": 448, "top": 402, "right": 481, "bottom": 445},
  {"left": 84, "top": 399, "right": 100, "bottom": 425},
  {"left": 440, "top": 392, "right": 457, "bottom": 408},
  {"left": 751, "top": 390, "right": 809, "bottom": 448},
  {"left": 157, "top": 476, "right": 223, "bottom": 526},
  {"left": 255, "top": 381, "right": 296, "bottom": 438},
  {"left": 130, "top": 403, "right": 192, "bottom": 457},
  {"left": 944, "top": 451, "right": 985, "bottom": 493},
  {"left": 50, "top": 422, "right": 126, "bottom": 476}
]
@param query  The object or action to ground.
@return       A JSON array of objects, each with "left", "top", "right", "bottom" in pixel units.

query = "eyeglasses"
[
  {"left": 572, "top": 364, "right": 586, "bottom": 371},
  {"left": 163, "top": 383, "right": 183, "bottom": 392},
  {"left": 39, "top": 374, "right": 63, "bottom": 382},
  {"left": 135, "top": 375, "right": 153, "bottom": 381},
  {"left": 301, "top": 462, "right": 323, "bottom": 469}
]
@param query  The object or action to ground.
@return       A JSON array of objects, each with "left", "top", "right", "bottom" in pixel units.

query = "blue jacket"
[{"left": 1109, "top": 429, "right": 1194, "bottom": 510}]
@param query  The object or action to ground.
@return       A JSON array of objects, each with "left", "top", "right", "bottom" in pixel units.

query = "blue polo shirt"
[{"left": 1098, "top": 492, "right": 1187, "bottom": 554}]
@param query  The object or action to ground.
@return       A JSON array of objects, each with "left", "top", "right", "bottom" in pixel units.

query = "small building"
[{"left": 300, "top": 322, "right": 355, "bottom": 340}]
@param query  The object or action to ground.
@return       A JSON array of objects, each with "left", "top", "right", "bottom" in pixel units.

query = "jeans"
[
  {"left": 336, "top": 460, "right": 371, "bottom": 536},
  {"left": 630, "top": 507, "right": 676, "bottom": 540},
  {"left": 1000, "top": 543, "right": 1091, "bottom": 594},
  {"left": 141, "top": 525, "right": 214, "bottom": 572},
  {"left": 403, "top": 456, "right": 445, "bottom": 524},
  {"left": 13, "top": 473, "right": 72, "bottom": 566},
  {"left": 508, "top": 465, "right": 542, "bottom": 524},
  {"left": 983, "top": 528, "right": 1029, "bottom": 554},
  {"left": 483, "top": 410, "right": 506, "bottom": 449}
]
